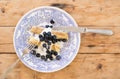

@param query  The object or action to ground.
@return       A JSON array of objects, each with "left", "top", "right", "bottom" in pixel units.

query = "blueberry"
[
  {"left": 56, "top": 55, "right": 61, "bottom": 60},
  {"left": 50, "top": 52, "right": 53, "bottom": 55},
  {"left": 47, "top": 45, "right": 50, "bottom": 49},
  {"left": 36, "top": 53, "right": 40, "bottom": 57},
  {"left": 46, "top": 54, "right": 50, "bottom": 58},
  {"left": 49, "top": 56, "right": 53, "bottom": 60},
  {"left": 53, "top": 51, "right": 58, "bottom": 56},
  {"left": 30, "top": 50, "right": 36, "bottom": 55},
  {"left": 50, "top": 19, "right": 55, "bottom": 24},
  {"left": 34, "top": 45, "right": 38, "bottom": 49},
  {"left": 39, "top": 35, "right": 44, "bottom": 41},
  {"left": 46, "top": 50, "right": 50, "bottom": 54},
  {"left": 45, "top": 25, "right": 49, "bottom": 28},
  {"left": 47, "top": 50, "right": 52, "bottom": 55},
  {"left": 47, "top": 32, "right": 51, "bottom": 36},
  {"left": 52, "top": 40, "right": 56, "bottom": 44},
  {"left": 52, "top": 35, "right": 57, "bottom": 40},
  {"left": 51, "top": 50, "right": 54, "bottom": 54},
  {"left": 55, "top": 39, "right": 58, "bottom": 42},
  {"left": 43, "top": 32, "right": 47, "bottom": 36},
  {"left": 57, "top": 39, "right": 61, "bottom": 41},
  {"left": 51, "top": 50, "right": 58, "bottom": 56},
  {"left": 39, "top": 34, "right": 43, "bottom": 38},
  {"left": 49, "top": 25, "right": 53, "bottom": 28},
  {"left": 44, "top": 39, "right": 49, "bottom": 43},
  {"left": 42, "top": 43, "right": 47, "bottom": 48},
  {"left": 44, "top": 34, "right": 49, "bottom": 38},
  {"left": 52, "top": 39, "right": 57, "bottom": 44},
  {"left": 40, "top": 37, "right": 44, "bottom": 41},
  {"left": 48, "top": 36, "right": 52, "bottom": 40},
  {"left": 41, "top": 55, "right": 46, "bottom": 60},
  {"left": 62, "top": 39, "right": 67, "bottom": 42},
  {"left": 47, "top": 41, "right": 51, "bottom": 45}
]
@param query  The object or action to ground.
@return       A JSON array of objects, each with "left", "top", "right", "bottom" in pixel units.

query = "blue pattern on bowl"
[{"left": 14, "top": 6, "right": 80, "bottom": 72}]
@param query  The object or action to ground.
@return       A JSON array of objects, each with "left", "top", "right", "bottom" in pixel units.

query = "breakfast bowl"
[{"left": 14, "top": 6, "right": 80, "bottom": 72}]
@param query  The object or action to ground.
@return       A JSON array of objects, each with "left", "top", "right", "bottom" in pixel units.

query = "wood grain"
[
  {"left": 0, "top": 54, "right": 35, "bottom": 79},
  {"left": 0, "top": 0, "right": 120, "bottom": 79},
  {"left": 1, "top": 54, "right": 120, "bottom": 79},
  {"left": 0, "top": 26, "right": 119, "bottom": 53},
  {"left": 0, "top": 0, "right": 120, "bottom": 26}
]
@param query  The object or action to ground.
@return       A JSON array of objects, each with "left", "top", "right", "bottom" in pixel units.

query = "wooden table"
[{"left": 0, "top": 0, "right": 120, "bottom": 79}]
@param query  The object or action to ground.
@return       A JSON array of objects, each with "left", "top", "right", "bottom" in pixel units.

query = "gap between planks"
[{"left": 1, "top": 54, "right": 120, "bottom": 79}]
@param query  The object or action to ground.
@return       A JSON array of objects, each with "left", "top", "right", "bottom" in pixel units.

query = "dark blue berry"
[
  {"left": 44, "top": 34, "right": 49, "bottom": 38},
  {"left": 49, "top": 51, "right": 53, "bottom": 55},
  {"left": 50, "top": 25, "right": 53, "bottom": 28},
  {"left": 30, "top": 50, "right": 36, "bottom": 55},
  {"left": 45, "top": 39, "right": 49, "bottom": 43},
  {"left": 51, "top": 50, "right": 54, "bottom": 54},
  {"left": 47, "top": 45, "right": 50, "bottom": 49},
  {"left": 50, "top": 19, "right": 55, "bottom": 24},
  {"left": 40, "top": 37, "right": 44, "bottom": 41},
  {"left": 47, "top": 32, "right": 51, "bottom": 36},
  {"left": 42, "top": 43, "right": 47, "bottom": 48},
  {"left": 52, "top": 35, "right": 57, "bottom": 39},
  {"left": 39, "top": 35, "right": 44, "bottom": 41},
  {"left": 53, "top": 51, "right": 58, "bottom": 56},
  {"left": 49, "top": 56, "right": 53, "bottom": 60},
  {"left": 46, "top": 54, "right": 50, "bottom": 58},
  {"left": 34, "top": 45, "right": 38, "bottom": 49},
  {"left": 47, "top": 41, "right": 51, "bottom": 45},
  {"left": 51, "top": 50, "right": 58, "bottom": 56},
  {"left": 52, "top": 39, "right": 57, "bottom": 44},
  {"left": 57, "top": 39, "right": 61, "bottom": 41},
  {"left": 43, "top": 32, "right": 47, "bottom": 36},
  {"left": 46, "top": 50, "right": 50, "bottom": 54},
  {"left": 52, "top": 40, "right": 56, "bottom": 44},
  {"left": 56, "top": 55, "right": 61, "bottom": 60},
  {"left": 55, "top": 39, "right": 58, "bottom": 42},
  {"left": 45, "top": 25, "right": 49, "bottom": 28},
  {"left": 62, "top": 39, "right": 67, "bottom": 42},
  {"left": 39, "top": 34, "right": 43, "bottom": 38},
  {"left": 48, "top": 36, "right": 52, "bottom": 40},
  {"left": 36, "top": 53, "right": 40, "bottom": 57},
  {"left": 41, "top": 55, "right": 46, "bottom": 60}
]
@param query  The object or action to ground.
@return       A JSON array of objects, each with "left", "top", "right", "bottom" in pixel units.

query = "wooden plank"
[
  {"left": 0, "top": 44, "right": 14, "bottom": 53},
  {"left": 0, "top": 26, "right": 120, "bottom": 53},
  {"left": 0, "top": 0, "right": 120, "bottom": 26},
  {"left": 1, "top": 54, "right": 120, "bottom": 79},
  {"left": 0, "top": 54, "right": 35, "bottom": 79},
  {"left": 31, "top": 53, "right": 120, "bottom": 79},
  {"left": 0, "top": 27, "right": 14, "bottom": 44}
]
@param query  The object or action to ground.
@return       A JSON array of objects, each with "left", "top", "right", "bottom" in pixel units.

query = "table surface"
[{"left": 0, "top": 0, "right": 120, "bottom": 79}]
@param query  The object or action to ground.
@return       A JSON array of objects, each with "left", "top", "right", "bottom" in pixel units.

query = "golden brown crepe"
[{"left": 30, "top": 26, "right": 68, "bottom": 40}]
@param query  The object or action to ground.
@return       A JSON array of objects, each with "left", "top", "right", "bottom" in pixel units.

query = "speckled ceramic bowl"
[{"left": 13, "top": 6, "right": 80, "bottom": 72}]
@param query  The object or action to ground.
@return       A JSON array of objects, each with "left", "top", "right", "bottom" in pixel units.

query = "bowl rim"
[{"left": 13, "top": 6, "right": 81, "bottom": 73}]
